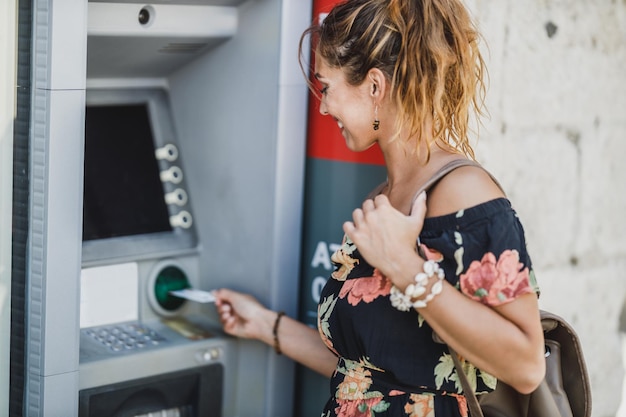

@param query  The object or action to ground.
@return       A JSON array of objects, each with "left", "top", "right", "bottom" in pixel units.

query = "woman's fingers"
[
  {"left": 362, "top": 198, "right": 375, "bottom": 211},
  {"left": 352, "top": 208, "right": 364, "bottom": 227},
  {"left": 372, "top": 193, "right": 390, "bottom": 207}
]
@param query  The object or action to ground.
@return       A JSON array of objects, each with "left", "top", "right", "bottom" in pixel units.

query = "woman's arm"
[
  {"left": 213, "top": 288, "right": 337, "bottom": 378},
  {"left": 418, "top": 285, "right": 545, "bottom": 394}
]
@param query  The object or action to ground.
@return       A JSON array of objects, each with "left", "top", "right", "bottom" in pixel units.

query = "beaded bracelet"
[
  {"left": 273, "top": 311, "right": 285, "bottom": 355},
  {"left": 389, "top": 260, "right": 445, "bottom": 312}
]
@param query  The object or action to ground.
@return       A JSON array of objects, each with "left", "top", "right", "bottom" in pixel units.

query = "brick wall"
[{"left": 467, "top": 2, "right": 626, "bottom": 416}]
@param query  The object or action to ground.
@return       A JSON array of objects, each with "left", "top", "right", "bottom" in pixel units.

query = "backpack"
[{"left": 449, "top": 310, "right": 591, "bottom": 417}]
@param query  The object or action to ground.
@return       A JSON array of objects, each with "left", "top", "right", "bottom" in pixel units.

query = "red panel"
[{"left": 305, "top": 0, "right": 386, "bottom": 166}]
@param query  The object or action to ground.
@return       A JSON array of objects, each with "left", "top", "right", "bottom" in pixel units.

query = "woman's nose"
[{"left": 318, "top": 99, "right": 328, "bottom": 116}]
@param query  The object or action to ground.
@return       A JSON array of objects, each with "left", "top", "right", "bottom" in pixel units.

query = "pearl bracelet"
[{"left": 389, "top": 260, "right": 445, "bottom": 311}]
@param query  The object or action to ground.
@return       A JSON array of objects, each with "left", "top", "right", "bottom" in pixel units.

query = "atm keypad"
[{"left": 84, "top": 323, "right": 167, "bottom": 352}]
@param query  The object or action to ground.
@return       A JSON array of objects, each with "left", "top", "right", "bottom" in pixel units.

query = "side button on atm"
[{"left": 196, "top": 347, "right": 222, "bottom": 364}]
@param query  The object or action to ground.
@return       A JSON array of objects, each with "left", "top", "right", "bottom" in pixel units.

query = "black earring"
[{"left": 373, "top": 105, "right": 380, "bottom": 131}]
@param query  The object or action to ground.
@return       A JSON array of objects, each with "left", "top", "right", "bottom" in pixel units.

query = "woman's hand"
[
  {"left": 213, "top": 288, "right": 273, "bottom": 341},
  {"left": 342, "top": 192, "right": 428, "bottom": 280},
  {"left": 213, "top": 288, "right": 339, "bottom": 377}
]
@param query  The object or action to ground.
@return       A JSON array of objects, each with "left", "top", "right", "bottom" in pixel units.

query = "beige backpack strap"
[{"left": 411, "top": 158, "right": 505, "bottom": 208}]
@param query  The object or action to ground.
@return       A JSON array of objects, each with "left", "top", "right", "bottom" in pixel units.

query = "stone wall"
[{"left": 466, "top": 1, "right": 626, "bottom": 416}]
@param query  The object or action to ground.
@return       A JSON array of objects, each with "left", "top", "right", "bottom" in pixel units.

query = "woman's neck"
[{"left": 380, "top": 142, "right": 465, "bottom": 213}]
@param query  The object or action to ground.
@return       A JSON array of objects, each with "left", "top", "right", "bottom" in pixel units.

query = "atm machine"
[
  {"left": 17, "top": 0, "right": 312, "bottom": 416},
  {"left": 77, "top": 84, "right": 236, "bottom": 415}
]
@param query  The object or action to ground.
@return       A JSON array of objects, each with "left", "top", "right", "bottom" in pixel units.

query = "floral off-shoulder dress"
[{"left": 317, "top": 197, "right": 540, "bottom": 417}]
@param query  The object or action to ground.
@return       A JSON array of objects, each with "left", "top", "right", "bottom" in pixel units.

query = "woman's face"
[{"left": 314, "top": 55, "right": 379, "bottom": 153}]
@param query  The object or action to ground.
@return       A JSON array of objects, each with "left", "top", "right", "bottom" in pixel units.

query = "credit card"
[{"left": 169, "top": 288, "right": 216, "bottom": 303}]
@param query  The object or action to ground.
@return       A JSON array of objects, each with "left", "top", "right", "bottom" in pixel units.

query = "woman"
[{"left": 213, "top": 0, "right": 546, "bottom": 415}]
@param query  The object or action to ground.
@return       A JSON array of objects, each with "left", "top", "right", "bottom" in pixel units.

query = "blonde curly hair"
[{"left": 300, "top": 0, "right": 488, "bottom": 161}]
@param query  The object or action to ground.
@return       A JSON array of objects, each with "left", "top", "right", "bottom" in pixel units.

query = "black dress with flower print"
[{"left": 317, "top": 197, "right": 540, "bottom": 417}]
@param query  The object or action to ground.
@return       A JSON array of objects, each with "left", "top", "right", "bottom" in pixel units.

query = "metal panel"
[
  {"left": 26, "top": 0, "right": 87, "bottom": 414},
  {"left": 27, "top": 87, "right": 85, "bottom": 417},
  {"left": 87, "top": 3, "right": 238, "bottom": 79},
  {"left": 167, "top": 0, "right": 313, "bottom": 415},
  {"left": 1, "top": 0, "right": 17, "bottom": 414}
]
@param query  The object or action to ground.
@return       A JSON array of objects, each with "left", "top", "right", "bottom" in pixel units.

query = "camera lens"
[{"left": 138, "top": 8, "right": 150, "bottom": 25}]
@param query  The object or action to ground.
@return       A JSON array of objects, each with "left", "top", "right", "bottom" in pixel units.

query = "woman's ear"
[{"left": 367, "top": 68, "right": 387, "bottom": 99}]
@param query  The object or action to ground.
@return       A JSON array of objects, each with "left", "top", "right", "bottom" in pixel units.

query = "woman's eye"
[{"left": 320, "top": 86, "right": 329, "bottom": 95}]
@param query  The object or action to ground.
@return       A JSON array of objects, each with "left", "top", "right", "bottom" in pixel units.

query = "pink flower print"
[
  {"left": 460, "top": 250, "right": 534, "bottom": 306},
  {"left": 336, "top": 365, "right": 373, "bottom": 401},
  {"left": 339, "top": 269, "right": 392, "bottom": 306},
  {"left": 335, "top": 397, "right": 387, "bottom": 417},
  {"left": 453, "top": 394, "right": 469, "bottom": 417},
  {"left": 404, "top": 393, "right": 435, "bottom": 417}
]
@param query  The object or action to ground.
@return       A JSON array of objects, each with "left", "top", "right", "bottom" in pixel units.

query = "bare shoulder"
[{"left": 426, "top": 165, "right": 506, "bottom": 217}]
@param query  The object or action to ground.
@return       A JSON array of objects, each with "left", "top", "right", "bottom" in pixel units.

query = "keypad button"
[{"left": 84, "top": 323, "right": 166, "bottom": 352}]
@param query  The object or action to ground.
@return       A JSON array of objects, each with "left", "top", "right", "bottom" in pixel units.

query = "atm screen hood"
[{"left": 87, "top": 2, "right": 240, "bottom": 79}]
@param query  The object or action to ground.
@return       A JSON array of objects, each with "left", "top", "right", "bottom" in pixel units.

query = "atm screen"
[
  {"left": 83, "top": 104, "right": 172, "bottom": 241},
  {"left": 81, "top": 88, "right": 197, "bottom": 265}
]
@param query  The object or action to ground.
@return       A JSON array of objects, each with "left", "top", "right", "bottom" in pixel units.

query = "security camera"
[{"left": 138, "top": 7, "right": 151, "bottom": 25}]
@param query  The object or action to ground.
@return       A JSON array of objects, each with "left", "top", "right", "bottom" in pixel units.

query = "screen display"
[{"left": 83, "top": 104, "right": 172, "bottom": 241}]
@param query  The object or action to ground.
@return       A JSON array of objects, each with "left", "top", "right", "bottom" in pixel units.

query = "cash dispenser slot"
[{"left": 79, "top": 364, "right": 223, "bottom": 417}]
